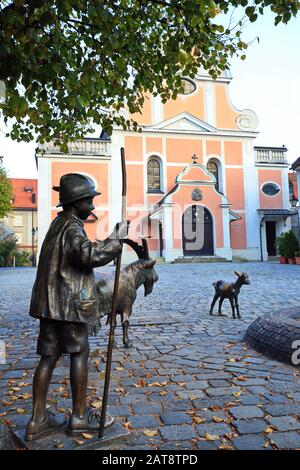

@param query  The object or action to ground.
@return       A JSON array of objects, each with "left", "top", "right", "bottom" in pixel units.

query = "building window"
[
  {"left": 207, "top": 160, "right": 220, "bottom": 192},
  {"left": 13, "top": 215, "right": 23, "bottom": 227},
  {"left": 15, "top": 233, "right": 22, "bottom": 244},
  {"left": 180, "top": 78, "right": 196, "bottom": 95},
  {"left": 147, "top": 157, "right": 162, "bottom": 192},
  {"left": 262, "top": 183, "right": 280, "bottom": 196}
]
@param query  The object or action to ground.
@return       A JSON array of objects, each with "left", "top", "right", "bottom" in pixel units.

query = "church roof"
[{"left": 291, "top": 156, "right": 300, "bottom": 171}]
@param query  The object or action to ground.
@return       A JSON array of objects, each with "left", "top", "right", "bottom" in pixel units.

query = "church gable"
[
  {"left": 151, "top": 113, "right": 216, "bottom": 133},
  {"left": 176, "top": 163, "right": 216, "bottom": 185}
]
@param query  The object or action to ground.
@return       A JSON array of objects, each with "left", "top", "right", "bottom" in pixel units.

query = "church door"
[{"left": 182, "top": 205, "right": 214, "bottom": 256}]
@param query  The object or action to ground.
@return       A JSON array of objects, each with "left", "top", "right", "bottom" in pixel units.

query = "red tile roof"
[{"left": 10, "top": 178, "right": 38, "bottom": 209}]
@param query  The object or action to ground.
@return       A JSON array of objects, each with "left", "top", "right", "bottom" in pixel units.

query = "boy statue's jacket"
[{"left": 29, "top": 212, "right": 121, "bottom": 324}]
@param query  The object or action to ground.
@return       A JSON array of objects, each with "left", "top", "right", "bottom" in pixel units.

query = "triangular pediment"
[{"left": 150, "top": 113, "right": 217, "bottom": 133}]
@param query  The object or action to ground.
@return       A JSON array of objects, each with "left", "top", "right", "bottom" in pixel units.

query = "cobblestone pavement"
[{"left": 0, "top": 262, "right": 300, "bottom": 450}]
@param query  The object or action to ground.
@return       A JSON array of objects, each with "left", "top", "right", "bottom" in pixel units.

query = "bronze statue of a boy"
[{"left": 25, "top": 173, "right": 128, "bottom": 441}]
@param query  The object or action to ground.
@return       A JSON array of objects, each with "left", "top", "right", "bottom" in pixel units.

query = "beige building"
[{"left": 2, "top": 178, "right": 38, "bottom": 264}]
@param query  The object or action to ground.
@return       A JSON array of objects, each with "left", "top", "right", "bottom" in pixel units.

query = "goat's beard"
[{"left": 144, "top": 282, "right": 154, "bottom": 297}]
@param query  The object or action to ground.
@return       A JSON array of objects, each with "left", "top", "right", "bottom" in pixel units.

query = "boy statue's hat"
[{"left": 52, "top": 173, "right": 101, "bottom": 207}]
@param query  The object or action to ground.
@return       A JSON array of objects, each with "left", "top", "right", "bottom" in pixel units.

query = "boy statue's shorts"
[{"left": 37, "top": 318, "right": 89, "bottom": 356}]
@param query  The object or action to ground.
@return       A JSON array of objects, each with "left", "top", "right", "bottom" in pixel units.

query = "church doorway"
[{"left": 182, "top": 205, "right": 214, "bottom": 256}]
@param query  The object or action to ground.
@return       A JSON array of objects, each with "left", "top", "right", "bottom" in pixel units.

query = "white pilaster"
[
  {"left": 219, "top": 205, "right": 232, "bottom": 260},
  {"left": 205, "top": 82, "right": 216, "bottom": 127},
  {"left": 37, "top": 156, "right": 51, "bottom": 255},
  {"left": 281, "top": 167, "right": 291, "bottom": 210},
  {"left": 152, "top": 94, "right": 163, "bottom": 124},
  {"left": 162, "top": 203, "right": 175, "bottom": 262},
  {"left": 243, "top": 140, "right": 260, "bottom": 248},
  {"left": 110, "top": 131, "right": 124, "bottom": 232}
]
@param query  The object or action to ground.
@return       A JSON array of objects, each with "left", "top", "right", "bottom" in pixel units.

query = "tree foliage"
[
  {"left": 0, "top": 221, "right": 16, "bottom": 266},
  {"left": 0, "top": 0, "right": 299, "bottom": 150},
  {"left": 0, "top": 162, "right": 13, "bottom": 218}
]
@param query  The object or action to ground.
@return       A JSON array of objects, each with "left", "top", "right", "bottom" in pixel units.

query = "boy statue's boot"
[
  {"left": 25, "top": 410, "right": 67, "bottom": 441},
  {"left": 67, "top": 408, "right": 114, "bottom": 436}
]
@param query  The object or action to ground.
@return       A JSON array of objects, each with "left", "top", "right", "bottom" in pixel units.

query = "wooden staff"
[{"left": 99, "top": 147, "right": 127, "bottom": 439}]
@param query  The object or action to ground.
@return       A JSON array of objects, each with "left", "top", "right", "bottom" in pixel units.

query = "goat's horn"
[
  {"left": 234, "top": 270, "right": 241, "bottom": 277},
  {"left": 142, "top": 238, "right": 150, "bottom": 259},
  {"left": 122, "top": 239, "right": 144, "bottom": 259}
]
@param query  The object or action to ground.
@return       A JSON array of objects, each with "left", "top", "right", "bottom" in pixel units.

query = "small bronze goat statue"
[
  {"left": 92, "top": 238, "right": 159, "bottom": 348},
  {"left": 209, "top": 271, "right": 250, "bottom": 319}
]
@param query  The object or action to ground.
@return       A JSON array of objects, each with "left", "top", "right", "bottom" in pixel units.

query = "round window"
[
  {"left": 180, "top": 78, "right": 196, "bottom": 95},
  {"left": 262, "top": 183, "right": 280, "bottom": 196}
]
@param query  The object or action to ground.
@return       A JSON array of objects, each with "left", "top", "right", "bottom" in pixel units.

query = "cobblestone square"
[{"left": 0, "top": 262, "right": 300, "bottom": 450}]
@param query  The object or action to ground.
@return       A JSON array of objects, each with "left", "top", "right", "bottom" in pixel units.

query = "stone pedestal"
[{"left": 9, "top": 421, "right": 130, "bottom": 450}]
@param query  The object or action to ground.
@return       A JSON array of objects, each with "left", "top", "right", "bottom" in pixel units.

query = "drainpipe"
[{"left": 259, "top": 216, "right": 265, "bottom": 262}]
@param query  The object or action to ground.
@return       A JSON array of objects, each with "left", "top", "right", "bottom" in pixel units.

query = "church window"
[
  {"left": 147, "top": 158, "right": 162, "bottom": 192},
  {"left": 207, "top": 160, "right": 220, "bottom": 192},
  {"left": 262, "top": 183, "right": 280, "bottom": 196},
  {"left": 181, "top": 78, "right": 196, "bottom": 95}
]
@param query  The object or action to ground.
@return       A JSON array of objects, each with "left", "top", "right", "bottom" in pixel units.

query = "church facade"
[{"left": 36, "top": 70, "right": 293, "bottom": 263}]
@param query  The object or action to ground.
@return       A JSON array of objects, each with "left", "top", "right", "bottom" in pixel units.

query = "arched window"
[
  {"left": 207, "top": 160, "right": 220, "bottom": 192},
  {"left": 147, "top": 157, "right": 162, "bottom": 192}
]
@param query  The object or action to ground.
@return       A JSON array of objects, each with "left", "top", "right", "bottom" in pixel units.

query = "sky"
[{"left": 0, "top": 8, "right": 299, "bottom": 178}]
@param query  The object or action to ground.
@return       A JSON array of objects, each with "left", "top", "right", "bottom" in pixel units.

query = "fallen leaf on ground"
[
  {"left": 205, "top": 432, "right": 219, "bottom": 441},
  {"left": 16, "top": 409, "right": 26, "bottom": 414},
  {"left": 54, "top": 441, "right": 64, "bottom": 448},
  {"left": 76, "top": 440, "right": 84, "bottom": 445},
  {"left": 235, "top": 376, "right": 246, "bottom": 382},
  {"left": 19, "top": 393, "right": 31, "bottom": 400},
  {"left": 209, "top": 406, "right": 222, "bottom": 411},
  {"left": 57, "top": 407, "right": 65, "bottom": 413},
  {"left": 3, "top": 419, "right": 14, "bottom": 426},
  {"left": 148, "top": 381, "right": 167, "bottom": 387},
  {"left": 2, "top": 399, "right": 12, "bottom": 406},
  {"left": 82, "top": 433, "right": 93, "bottom": 439},
  {"left": 232, "top": 391, "right": 242, "bottom": 397},
  {"left": 116, "top": 367, "right": 124, "bottom": 371},
  {"left": 219, "top": 443, "right": 234, "bottom": 450},
  {"left": 213, "top": 416, "right": 225, "bottom": 423},
  {"left": 10, "top": 387, "right": 21, "bottom": 392},
  {"left": 189, "top": 395, "right": 198, "bottom": 401},
  {"left": 143, "top": 429, "right": 157, "bottom": 437},
  {"left": 193, "top": 416, "right": 206, "bottom": 424},
  {"left": 133, "top": 379, "right": 146, "bottom": 388},
  {"left": 159, "top": 390, "right": 168, "bottom": 396},
  {"left": 123, "top": 421, "right": 133, "bottom": 430},
  {"left": 91, "top": 400, "right": 102, "bottom": 409},
  {"left": 263, "top": 441, "right": 270, "bottom": 448},
  {"left": 265, "top": 426, "right": 277, "bottom": 434}
]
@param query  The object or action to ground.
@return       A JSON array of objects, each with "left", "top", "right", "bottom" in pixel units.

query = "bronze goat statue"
[
  {"left": 209, "top": 271, "right": 250, "bottom": 319},
  {"left": 91, "top": 238, "right": 158, "bottom": 348}
]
